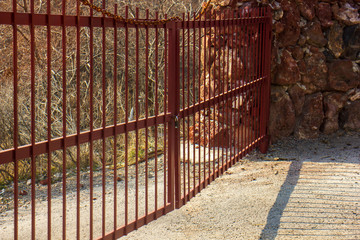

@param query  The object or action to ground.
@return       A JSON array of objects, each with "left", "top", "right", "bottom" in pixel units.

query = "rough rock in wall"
[
  {"left": 189, "top": 0, "right": 263, "bottom": 148},
  {"left": 268, "top": 0, "right": 360, "bottom": 141},
  {"left": 191, "top": 0, "right": 360, "bottom": 146}
]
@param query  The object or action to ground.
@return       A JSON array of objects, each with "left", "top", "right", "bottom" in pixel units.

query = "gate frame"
[{"left": 0, "top": 4, "right": 271, "bottom": 239}]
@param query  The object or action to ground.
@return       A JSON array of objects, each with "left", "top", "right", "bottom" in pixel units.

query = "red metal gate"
[{"left": 0, "top": 1, "right": 271, "bottom": 239}]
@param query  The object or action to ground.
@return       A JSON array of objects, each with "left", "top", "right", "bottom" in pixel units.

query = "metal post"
[
  {"left": 167, "top": 21, "right": 181, "bottom": 209},
  {"left": 259, "top": 7, "right": 272, "bottom": 153}
]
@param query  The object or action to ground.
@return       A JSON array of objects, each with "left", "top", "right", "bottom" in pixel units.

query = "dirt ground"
[
  {"left": 122, "top": 130, "right": 360, "bottom": 240},
  {"left": 1, "top": 130, "right": 359, "bottom": 239}
]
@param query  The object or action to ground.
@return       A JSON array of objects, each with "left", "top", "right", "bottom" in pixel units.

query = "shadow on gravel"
[
  {"left": 259, "top": 155, "right": 360, "bottom": 240},
  {"left": 259, "top": 160, "right": 303, "bottom": 240}
]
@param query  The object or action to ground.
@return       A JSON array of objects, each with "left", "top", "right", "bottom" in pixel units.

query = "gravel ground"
[
  {"left": 1, "top": 130, "right": 359, "bottom": 239},
  {"left": 122, "top": 130, "right": 360, "bottom": 240}
]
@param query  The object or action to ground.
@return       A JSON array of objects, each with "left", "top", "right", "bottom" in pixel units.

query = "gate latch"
[{"left": 174, "top": 115, "right": 179, "bottom": 128}]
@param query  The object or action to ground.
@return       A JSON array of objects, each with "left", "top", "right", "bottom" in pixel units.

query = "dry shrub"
[{"left": 0, "top": 0, "right": 203, "bottom": 187}]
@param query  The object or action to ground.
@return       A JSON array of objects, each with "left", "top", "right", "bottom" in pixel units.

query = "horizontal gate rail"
[
  {"left": 0, "top": 12, "right": 268, "bottom": 27},
  {"left": 0, "top": 114, "right": 171, "bottom": 165},
  {"left": 0, "top": 1, "right": 271, "bottom": 239},
  {"left": 179, "top": 77, "right": 266, "bottom": 119}
]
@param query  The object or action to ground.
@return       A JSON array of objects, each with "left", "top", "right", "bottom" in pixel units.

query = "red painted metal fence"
[{"left": 0, "top": 1, "right": 271, "bottom": 239}]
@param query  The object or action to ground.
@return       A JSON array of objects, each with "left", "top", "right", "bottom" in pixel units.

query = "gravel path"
[
  {"left": 122, "top": 130, "right": 360, "bottom": 240},
  {"left": 1, "top": 131, "right": 359, "bottom": 239}
]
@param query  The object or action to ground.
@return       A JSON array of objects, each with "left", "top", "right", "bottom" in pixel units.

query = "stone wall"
[{"left": 195, "top": 0, "right": 360, "bottom": 144}]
